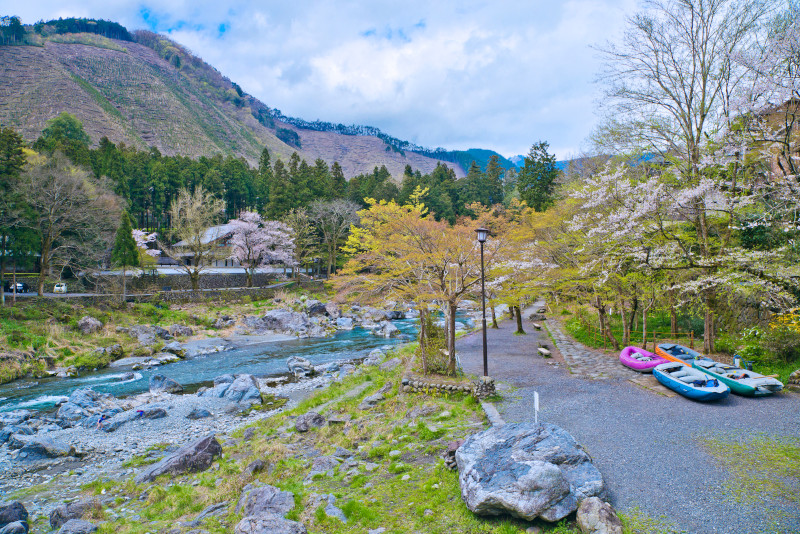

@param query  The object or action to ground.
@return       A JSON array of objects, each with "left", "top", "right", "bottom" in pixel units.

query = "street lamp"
[{"left": 475, "top": 227, "right": 489, "bottom": 376}]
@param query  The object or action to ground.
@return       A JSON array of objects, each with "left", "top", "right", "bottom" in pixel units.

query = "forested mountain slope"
[{"left": 0, "top": 27, "right": 464, "bottom": 178}]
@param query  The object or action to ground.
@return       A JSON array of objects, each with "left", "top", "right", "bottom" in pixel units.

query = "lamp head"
[{"left": 475, "top": 227, "right": 489, "bottom": 243}]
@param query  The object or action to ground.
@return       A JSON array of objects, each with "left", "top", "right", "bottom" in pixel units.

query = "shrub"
[{"left": 763, "top": 325, "right": 800, "bottom": 364}]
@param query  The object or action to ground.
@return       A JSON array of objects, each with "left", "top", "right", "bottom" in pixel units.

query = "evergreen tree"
[
  {"left": 329, "top": 162, "right": 347, "bottom": 199},
  {"left": 33, "top": 112, "right": 92, "bottom": 168},
  {"left": 266, "top": 159, "right": 292, "bottom": 218},
  {"left": 517, "top": 141, "right": 559, "bottom": 212},
  {"left": 483, "top": 154, "right": 505, "bottom": 206},
  {"left": 111, "top": 211, "right": 139, "bottom": 301}
]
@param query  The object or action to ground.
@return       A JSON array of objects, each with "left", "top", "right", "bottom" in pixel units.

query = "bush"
[
  {"left": 416, "top": 314, "right": 448, "bottom": 374},
  {"left": 763, "top": 325, "right": 800, "bottom": 364}
]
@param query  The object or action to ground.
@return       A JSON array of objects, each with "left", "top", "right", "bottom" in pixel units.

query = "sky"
[{"left": 4, "top": 1, "right": 638, "bottom": 160}]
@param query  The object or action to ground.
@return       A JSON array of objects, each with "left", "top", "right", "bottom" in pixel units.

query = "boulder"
[
  {"left": 149, "top": 374, "right": 184, "bottom": 394},
  {"left": 236, "top": 485, "right": 295, "bottom": 516},
  {"left": 0, "top": 411, "right": 31, "bottom": 426},
  {"left": 234, "top": 513, "right": 307, "bottom": 534},
  {"left": 456, "top": 423, "right": 605, "bottom": 522},
  {"left": 372, "top": 321, "right": 400, "bottom": 338},
  {"left": 101, "top": 407, "right": 167, "bottom": 433},
  {"left": 214, "top": 315, "right": 236, "bottom": 328},
  {"left": 384, "top": 310, "right": 406, "bottom": 320},
  {"left": 295, "top": 411, "right": 325, "bottom": 433},
  {"left": 287, "top": 356, "right": 315, "bottom": 377},
  {"left": 128, "top": 325, "right": 157, "bottom": 346},
  {"left": 261, "top": 310, "right": 310, "bottom": 335},
  {"left": 50, "top": 501, "right": 100, "bottom": 530},
  {"left": 162, "top": 341, "right": 186, "bottom": 357},
  {"left": 362, "top": 349, "right": 383, "bottom": 366},
  {"left": 1, "top": 425, "right": 33, "bottom": 445},
  {"left": 56, "top": 519, "right": 97, "bottom": 534},
  {"left": 305, "top": 301, "right": 328, "bottom": 317},
  {"left": 135, "top": 435, "right": 222, "bottom": 483},
  {"left": 168, "top": 325, "right": 194, "bottom": 337},
  {"left": 324, "top": 303, "right": 341, "bottom": 319},
  {"left": 0, "top": 521, "right": 27, "bottom": 534},
  {"left": 379, "top": 357, "right": 402, "bottom": 371},
  {"left": 0, "top": 502, "right": 28, "bottom": 529},
  {"left": 335, "top": 317, "right": 353, "bottom": 330},
  {"left": 223, "top": 375, "right": 262, "bottom": 405},
  {"left": 576, "top": 497, "right": 623, "bottom": 534},
  {"left": 215, "top": 374, "right": 235, "bottom": 386},
  {"left": 187, "top": 407, "right": 212, "bottom": 420},
  {"left": 243, "top": 459, "right": 266, "bottom": 477},
  {"left": 358, "top": 393, "right": 384, "bottom": 410},
  {"left": 77, "top": 316, "right": 103, "bottom": 335},
  {"left": 788, "top": 369, "right": 800, "bottom": 390},
  {"left": 15, "top": 436, "right": 78, "bottom": 459}
]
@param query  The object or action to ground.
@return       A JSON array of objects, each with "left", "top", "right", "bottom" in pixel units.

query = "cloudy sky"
[{"left": 6, "top": 1, "right": 638, "bottom": 159}]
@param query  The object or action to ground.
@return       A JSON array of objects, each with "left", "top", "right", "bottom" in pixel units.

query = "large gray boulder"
[
  {"left": 50, "top": 501, "right": 100, "bottom": 530},
  {"left": 56, "top": 519, "right": 97, "bottom": 534},
  {"left": 234, "top": 513, "right": 307, "bottom": 534},
  {"left": 287, "top": 356, "right": 315, "bottom": 377},
  {"left": 576, "top": 497, "right": 623, "bottom": 534},
  {"left": 295, "top": 411, "right": 325, "bottom": 433},
  {"left": 456, "top": 423, "right": 605, "bottom": 522},
  {"left": 77, "top": 316, "right": 103, "bottom": 335},
  {"left": 0, "top": 521, "right": 27, "bottom": 534},
  {"left": 236, "top": 485, "right": 295, "bottom": 516},
  {"left": 149, "top": 374, "right": 184, "bottom": 394},
  {"left": 223, "top": 375, "right": 262, "bottom": 405},
  {"left": 261, "top": 310, "right": 310, "bottom": 335},
  {"left": 101, "top": 407, "right": 167, "bottom": 433},
  {"left": 14, "top": 436, "right": 78, "bottom": 459},
  {"left": 0, "top": 502, "right": 27, "bottom": 529},
  {"left": 135, "top": 435, "right": 222, "bottom": 483}
]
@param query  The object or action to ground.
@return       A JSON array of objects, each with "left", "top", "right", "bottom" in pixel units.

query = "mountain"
[{"left": 0, "top": 18, "right": 494, "bottom": 178}]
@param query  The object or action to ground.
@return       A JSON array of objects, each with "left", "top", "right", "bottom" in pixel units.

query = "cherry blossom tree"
[{"left": 229, "top": 211, "right": 295, "bottom": 287}]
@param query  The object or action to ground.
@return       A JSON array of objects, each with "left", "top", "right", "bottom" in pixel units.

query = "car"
[
  {"left": 3, "top": 281, "right": 29, "bottom": 293},
  {"left": 53, "top": 283, "right": 67, "bottom": 294}
]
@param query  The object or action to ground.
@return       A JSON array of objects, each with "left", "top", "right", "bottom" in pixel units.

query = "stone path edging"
[{"left": 544, "top": 320, "right": 638, "bottom": 380}]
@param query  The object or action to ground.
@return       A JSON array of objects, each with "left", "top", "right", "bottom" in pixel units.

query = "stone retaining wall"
[{"left": 401, "top": 376, "right": 474, "bottom": 395}]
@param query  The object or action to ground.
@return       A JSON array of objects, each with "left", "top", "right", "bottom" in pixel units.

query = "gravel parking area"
[{"left": 456, "top": 316, "right": 800, "bottom": 534}]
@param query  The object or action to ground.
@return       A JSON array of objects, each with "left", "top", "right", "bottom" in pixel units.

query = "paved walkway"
[{"left": 456, "top": 315, "right": 800, "bottom": 534}]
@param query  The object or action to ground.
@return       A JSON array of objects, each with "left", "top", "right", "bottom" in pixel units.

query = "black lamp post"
[{"left": 475, "top": 227, "right": 489, "bottom": 376}]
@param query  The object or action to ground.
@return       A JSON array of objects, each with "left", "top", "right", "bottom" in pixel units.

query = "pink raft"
[{"left": 619, "top": 346, "right": 668, "bottom": 373}]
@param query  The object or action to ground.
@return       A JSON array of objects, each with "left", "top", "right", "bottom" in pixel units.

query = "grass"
[
  {"left": 71, "top": 352, "right": 596, "bottom": 534},
  {"left": 0, "top": 295, "right": 292, "bottom": 384},
  {"left": 700, "top": 433, "right": 800, "bottom": 507}
]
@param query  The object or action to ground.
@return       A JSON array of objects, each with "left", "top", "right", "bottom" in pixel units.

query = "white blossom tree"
[{"left": 229, "top": 211, "right": 295, "bottom": 287}]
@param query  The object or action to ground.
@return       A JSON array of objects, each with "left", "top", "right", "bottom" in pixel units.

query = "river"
[{"left": 0, "top": 316, "right": 472, "bottom": 413}]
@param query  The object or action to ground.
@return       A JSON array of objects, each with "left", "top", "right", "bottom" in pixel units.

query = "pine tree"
[
  {"left": 111, "top": 211, "right": 139, "bottom": 301},
  {"left": 518, "top": 141, "right": 559, "bottom": 212}
]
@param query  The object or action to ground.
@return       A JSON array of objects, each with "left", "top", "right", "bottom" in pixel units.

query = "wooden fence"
[{"left": 579, "top": 320, "right": 695, "bottom": 351}]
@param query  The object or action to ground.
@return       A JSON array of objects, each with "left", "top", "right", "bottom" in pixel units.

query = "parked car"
[
  {"left": 53, "top": 282, "right": 67, "bottom": 294},
  {"left": 3, "top": 281, "right": 29, "bottom": 293}
]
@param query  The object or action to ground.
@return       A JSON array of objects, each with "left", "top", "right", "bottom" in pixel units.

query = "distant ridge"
[{"left": 0, "top": 17, "right": 522, "bottom": 178}]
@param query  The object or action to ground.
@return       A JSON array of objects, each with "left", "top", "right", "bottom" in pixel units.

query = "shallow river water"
[{"left": 0, "top": 319, "right": 437, "bottom": 413}]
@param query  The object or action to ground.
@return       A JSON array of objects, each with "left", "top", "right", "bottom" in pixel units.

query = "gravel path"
[{"left": 456, "top": 313, "right": 800, "bottom": 534}]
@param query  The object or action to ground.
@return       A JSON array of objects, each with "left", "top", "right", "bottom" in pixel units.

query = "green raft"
[{"left": 692, "top": 359, "right": 783, "bottom": 397}]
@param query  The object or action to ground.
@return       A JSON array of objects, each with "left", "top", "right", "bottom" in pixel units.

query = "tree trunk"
[
  {"left": 605, "top": 322, "right": 620, "bottom": 350},
  {"left": 514, "top": 305, "right": 525, "bottom": 334},
  {"left": 620, "top": 300, "right": 631, "bottom": 345},
  {"left": 121, "top": 265, "right": 127, "bottom": 303},
  {"left": 246, "top": 269, "right": 253, "bottom": 287},
  {"left": 642, "top": 308, "right": 648, "bottom": 349},
  {"left": 37, "top": 233, "right": 52, "bottom": 296},
  {"left": 190, "top": 270, "right": 200, "bottom": 292},
  {"left": 629, "top": 297, "right": 638, "bottom": 337},
  {"left": 447, "top": 301, "right": 457, "bottom": 375},
  {"left": 0, "top": 234, "right": 5, "bottom": 307},
  {"left": 704, "top": 292, "right": 715, "bottom": 353},
  {"left": 419, "top": 307, "right": 428, "bottom": 375},
  {"left": 490, "top": 301, "right": 498, "bottom": 329}
]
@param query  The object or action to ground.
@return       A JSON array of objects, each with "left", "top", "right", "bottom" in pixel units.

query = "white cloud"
[{"left": 7, "top": 0, "right": 637, "bottom": 159}]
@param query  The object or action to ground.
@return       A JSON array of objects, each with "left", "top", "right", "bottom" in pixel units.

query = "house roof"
[{"left": 173, "top": 223, "right": 236, "bottom": 247}]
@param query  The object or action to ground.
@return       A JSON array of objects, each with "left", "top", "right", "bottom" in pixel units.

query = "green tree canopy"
[{"left": 518, "top": 141, "right": 559, "bottom": 212}]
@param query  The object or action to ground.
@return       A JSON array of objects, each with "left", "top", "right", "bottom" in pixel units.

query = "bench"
[
  {"left": 538, "top": 341, "right": 549, "bottom": 349},
  {"left": 532, "top": 323, "right": 542, "bottom": 330},
  {"left": 537, "top": 348, "right": 552, "bottom": 358}
]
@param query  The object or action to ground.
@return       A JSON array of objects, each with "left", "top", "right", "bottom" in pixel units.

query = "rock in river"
[
  {"left": 456, "top": 423, "right": 605, "bottom": 522},
  {"left": 149, "top": 374, "right": 184, "bottom": 394}
]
